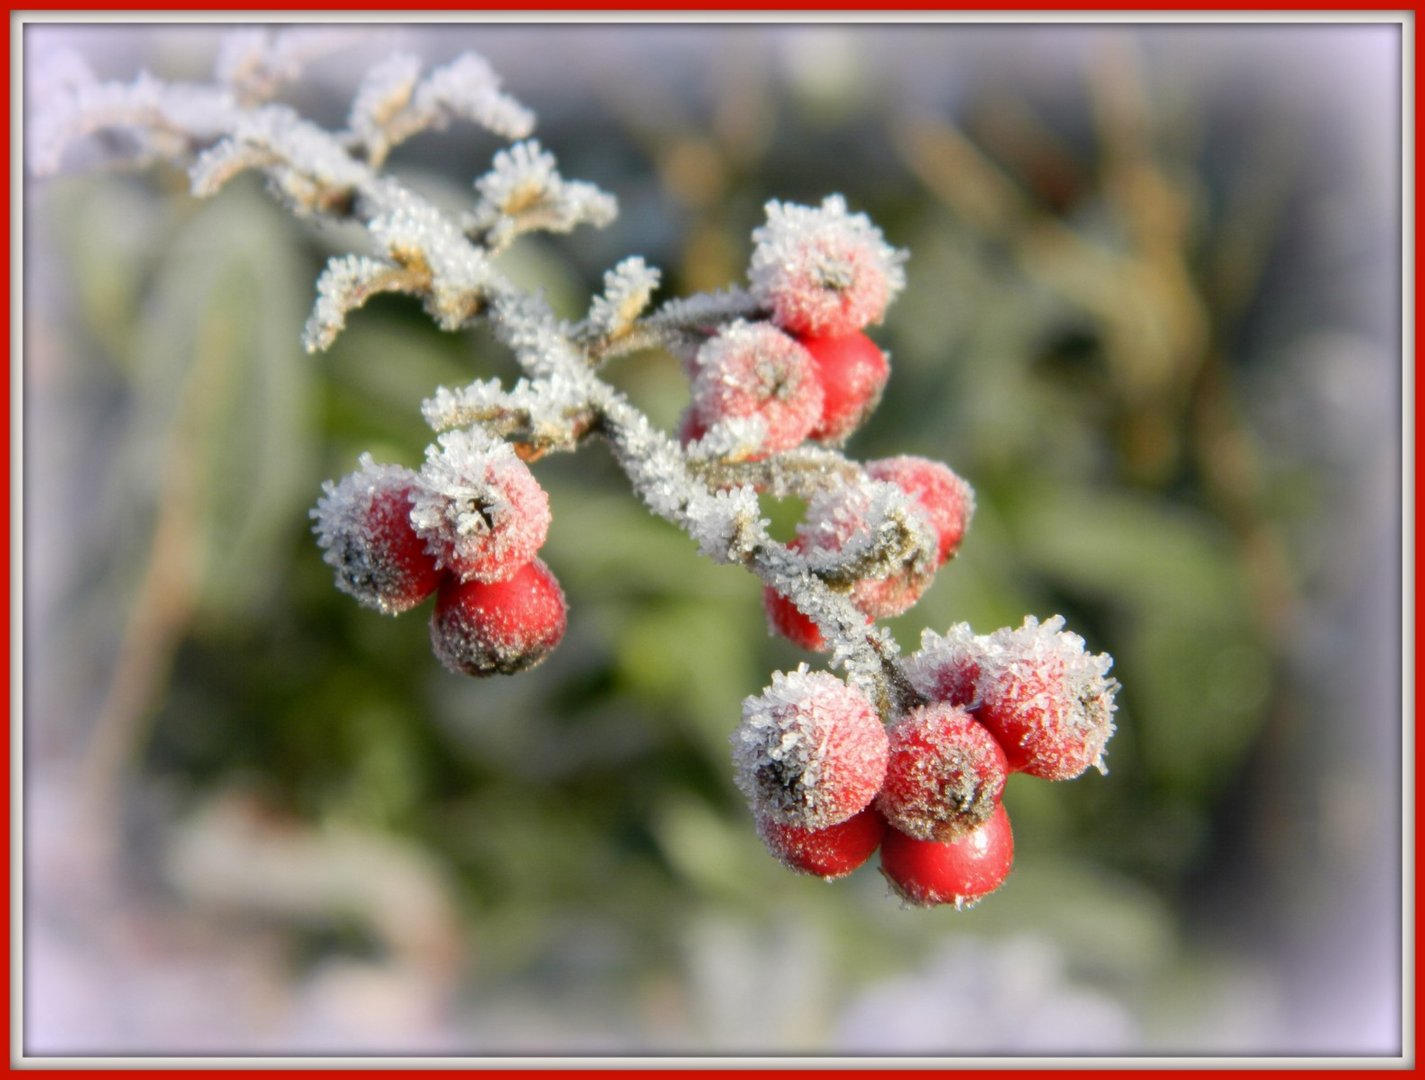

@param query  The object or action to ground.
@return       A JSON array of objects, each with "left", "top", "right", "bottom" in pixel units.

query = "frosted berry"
[
  {"left": 688, "top": 320, "right": 823, "bottom": 456},
  {"left": 876, "top": 703, "right": 1007, "bottom": 842},
  {"left": 974, "top": 615, "right": 1119, "bottom": 780},
  {"left": 312, "top": 454, "right": 442, "bottom": 615},
  {"left": 763, "top": 584, "right": 827, "bottom": 651},
  {"left": 800, "top": 331, "right": 890, "bottom": 444},
  {"left": 749, "top": 195, "right": 907, "bottom": 338},
  {"left": 865, "top": 456, "right": 975, "bottom": 565},
  {"left": 410, "top": 428, "right": 552, "bottom": 584},
  {"left": 902, "top": 623, "right": 983, "bottom": 708},
  {"left": 880, "top": 801, "right": 1014, "bottom": 908},
  {"left": 731, "top": 666, "right": 888, "bottom": 831},
  {"left": 797, "top": 481, "right": 939, "bottom": 620},
  {"left": 430, "top": 558, "right": 567, "bottom": 677},
  {"left": 757, "top": 805, "right": 886, "bottom": 880}
]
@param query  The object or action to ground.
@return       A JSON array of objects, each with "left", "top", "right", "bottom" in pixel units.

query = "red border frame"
[{"left": 4, "top": 8, "right": 1415, "bottom": 1076}]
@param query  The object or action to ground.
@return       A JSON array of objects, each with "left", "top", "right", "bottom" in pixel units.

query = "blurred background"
[{"left": 22, "top": 21, "right": 1403, "bottom": 1057}]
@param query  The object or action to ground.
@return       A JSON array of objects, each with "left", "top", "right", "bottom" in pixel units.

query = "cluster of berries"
[
  {"left": 312, "top": 430, "right": 567, "bottom": 677},
  {"left": 678, "top": 196, "right": 904, "bottom": 455},
  {"left": 731, "top": 617, "right": 1117, "bottom": 907}
]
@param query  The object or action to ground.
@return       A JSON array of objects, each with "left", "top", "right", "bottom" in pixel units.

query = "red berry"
[
  {"left": 749, "top": 196, "right": 906, "bottom": 338},
  {"left": 757, "top": 806, "right": 886, "bottom": 880},
  {"left": 688, "top": 320, "right": 823, "bottom": 456},
  {"left": 865, "top": 456, "right": 975, "bottom": 564},
  {"left": 410, "top": 429, "right": 551, "bottom": 584},
  {"left": 800, "top": 331, "right": 890, "bottom": 444},
  {"left": 975, "top": 616, "right": 1118, "bottom": 780},
  {"left": 880, "top": 802, "right": 1014, "bottom": 909},
  {"left": 677, "top": 407, "right": 708, "bottom": 447},
  {"left": 763, "top": 584, "right": 827, "bottom": 651},
  {"left": 796, "top": 481, "right": 938, "bottom": 620},
  {"left": 731, "top": 667, "right": 889, "bottom": 831},
  {"left": 902, "top": 623, "right": 982, "bottom": 708},
  {"left": 876, "top": 703, "right": 1007, "bottom": 841},
  {"left": 430, "top": 558, "right": 567, "bottom": 677},
  {"left": 313, "top": 455, "right": 442, "bottom": 615}
]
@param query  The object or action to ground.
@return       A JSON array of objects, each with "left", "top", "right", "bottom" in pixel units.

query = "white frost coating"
[
  {"left": 979, "top": 615, "right": 1119, "bottom": 775},
  {"left": 647, "top": 286, "right": 761, "bottom": 331},
  {"left": 303, "top": 254, "right": 409, "bottom": 353},
  {"left": 30, "top": 70, "right": 239, "bottom": 176},
  {"left": 681, "top": 415, "right": 771, "bottom": 463},
  {"left": 214, "top": 28, "right": 355, "bottom": 101},
  {"left": 468, "top": 139, "right": 617, "bottom": 250},
  {"left": 749, "top": 195, "right": 908, "bottom": 336},
  {"left": 410, "top": 428, "right": 551, "bottom": 583},
  {"left": 346, "top": 53, "right": 422, "bottom": 157},
  {"left": 412, "top": 53, "right": 535, "bottom": 141},
  {"left": 587, "top": 257, "right": 662, "bottom": 339},
  {"left": 187, "top": 103, "right": 373, "bottom": 210},
  {"left": 311, "top": 453, "right": 431, "bottom": 615},
  {"left": 686, "top": 485, "right": 764, "bottom": 565},
  {"left": 366, "top": 181, "right": 497, "bottom": 329},
  {"left": 798, "top": 480, "right": 937, "bottom": 589},
  {"left": 903, "top": 622, "right": 985, "bottom": 705},
  {"left": 489, "top": 290, "right": 586, "bottom": 377},
  {"left": 731, "top": 666, "right": 888, "bottom": 830},
  {"left": 421, "top": 373, "right": 592, "bottom": 454}
]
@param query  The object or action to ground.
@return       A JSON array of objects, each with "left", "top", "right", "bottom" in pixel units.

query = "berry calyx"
[
  {"left": 731, "top": 667, "right": 889, "bottom": 831},
  {"left": 749, "top": 195, "right": 906, "bottom": 338},
  {"left": 757, "top": 805, "right": 886, "bottom": 880},
  {"left": 410, "top": 428, "right": 552, "bottom": 584},
  {"left": 975, "top": 615, "right": 1119, "bottom": 780},
  {"left": 430, "top": 558, "right": 567, "bottom": 677},
  {"left": 865, "top": 456, "right": 975, "bottom": 565},
  {"left": 876, "top": 703, "right": 1007, "bottom": 841},
  {"left": 312, "top": 454, "right": 442, "bottom": 615},
  {"left": 879, "top": 801, "right": 1014, "bottom": 908},
  {"left": 800, "top": 331, "right": 890, "bottom": 444},
  {"left": 688, "top": 320, "right": 824, "bottom": 456}
]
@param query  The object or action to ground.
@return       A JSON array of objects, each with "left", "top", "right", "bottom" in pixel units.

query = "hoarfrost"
[
  {"left": 304, "top": 254, "right": 416, "bottom": 353},
  {"left": 587, "top": 257, "right": 662, "bottom": 340},
  {"left": 468, "top": 140, "right": 617, "bottom": 251}
]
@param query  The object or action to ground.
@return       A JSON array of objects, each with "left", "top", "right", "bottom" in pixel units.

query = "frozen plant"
[{"left": 32, "top": 31, "right": 1120, "bottom": 908}]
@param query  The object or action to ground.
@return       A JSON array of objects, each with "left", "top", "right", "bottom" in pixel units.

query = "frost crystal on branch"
[
  {"left": 468, "top": 140, "right": 617, "bottom": 251},
  {"left": 587, "top": 257, "right": 662, "bottom": 341},
  {"left": 348, "top": 52, "right": 535, "bottom": 168}
]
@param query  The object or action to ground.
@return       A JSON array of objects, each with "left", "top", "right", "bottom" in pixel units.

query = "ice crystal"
[
  {"left": 412, "top": 53, "right": 535, "bottom": 141},
  {"left": 468, "top": 140, "right": 617, "bottom": 251},
  {"left": 213, "top": 28, "right": 352, "bottom": 102},
  {"left": 365, "top": 182, "right": 499, "bottom": 330},
  {"left": 304, "top": 254, "right": 417, "bottom": 353},
  {"left": 348, "top": 52, "right": 534, "bottom": 168},
  {"left": 587, "top": 257, "right": 662, "bottom": 340}
]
